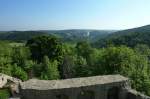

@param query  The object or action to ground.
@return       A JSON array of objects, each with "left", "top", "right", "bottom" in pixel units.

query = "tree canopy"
[{"left": 26, "top": 35, "right": 63, "bottom": 63}]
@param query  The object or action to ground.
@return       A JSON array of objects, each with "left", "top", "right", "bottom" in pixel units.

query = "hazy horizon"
[{"left": 0, "top": 0, "right": 150, "bottom": 31}]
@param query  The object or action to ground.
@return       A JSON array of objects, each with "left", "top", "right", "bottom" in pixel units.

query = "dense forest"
[{"left": 1, "top": 25, "right": 150, "bottom": 98}]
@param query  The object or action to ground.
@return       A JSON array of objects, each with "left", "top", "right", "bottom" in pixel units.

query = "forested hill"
[
  {"left": 94, "top": 25, "right": 150, "bottom": 47},
  {"left": 0, "top": 30, "right": 115, "bottom": 42},
  {"left": 0, "top": 31, "right": 48, "bottom": 41}
]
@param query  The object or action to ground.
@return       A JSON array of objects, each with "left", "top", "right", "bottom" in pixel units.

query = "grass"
[
  {"left": 0, "top": 89, "right": 10, "bottom": 99},
  {"left": 9, "top": 42, "right": 25, "bottom": 47}
]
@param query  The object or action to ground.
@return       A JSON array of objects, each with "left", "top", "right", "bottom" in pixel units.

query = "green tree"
[
  {"left": 23, "top": 60, "right": 35, "bottom": 78},
  {"left": 76, "top": 41, "right": 94, "bottom": 65},
  {"left": 94, "top": 46, "right": 150, "bottom": 95},
  {"left": 11, "top": 47, "right": 31, "bottom": 66},
  {"left": 74, "top": 56, "right": 93, "bottom": 77},
  {"left": 134, "top": 44, "right": 150, "bottom": 58},
  {"left": 59, "top": 43, "right": 76, "bottom": 79},
  {"left": 60, "top": 55, "right": 75, "bottom": 79},
  {"left": 0, "top": 42, "right": 12, "bottom": 76},
  {"left": 26, "top": 36, "right": 63, "bottom": 63},
  {"left": 33, "top": 62, "right": 43, "bottom": 77},
  {"left": 11, "top": 64, "right": 28, "bottom": 81},
  {"left": 40, "top": 56, "right": 60, "bottom": 80}
]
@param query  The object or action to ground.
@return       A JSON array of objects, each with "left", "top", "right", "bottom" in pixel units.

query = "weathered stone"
[
  {"left": 0, "top": 73, "right": 22, "bottom": 88},
  {"left": 20, "top": 75, "right": 130, "bottom": 99},
  {"left": 9, "top": 98, "right": 20, "bottom": 99},
  {"left": 0, "top": 73, "right": 22, "bottom": 97},
  {"left": 21, "top": 74, "right": 128, "bottom": 90},
  {"left": 126, "top": 89, "right": 150, "bottom": 99}
]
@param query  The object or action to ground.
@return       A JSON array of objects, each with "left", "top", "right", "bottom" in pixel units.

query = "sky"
[{"left": 0, "top": 0, "right": 150, "bottom": 31}]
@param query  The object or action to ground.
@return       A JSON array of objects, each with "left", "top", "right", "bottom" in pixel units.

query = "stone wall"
[
  {"left": 122, "top": 88, "right": 150, "bottom": 99},
  {"left": 0, "top": 73, "right": 21, "bottom": 88},
  {"left": 0, "top": 73, "right": 8, "bottom": 88},
  {"left": 20, "top": 75, "right": 130, "bottom": 99},
  {"left": 21, "top": 83, "right": 127, "bottom": 99},
  {"left": 0, "top": 73, "right": 22, "bottom": 97}
]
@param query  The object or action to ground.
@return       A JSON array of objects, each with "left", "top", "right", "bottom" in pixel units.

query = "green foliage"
[
  {"left": 76, "top": 41, "right": 94, "bottom": 65},
  {"left": 23, "top": 60, "right": 35, "bottom": 72},
  {"left": 95, "top": 46, "right": 135, "bottom": 74},
  {"left": 0, "top": 89, "right": 10, "bottom": 99},
  {"left": 76, "top": 41, "right": 92, "bottom": 58},
  {"left": 134, "top": 44, "right": 150, "bottom": 58},
  {"left": 0, "top": 41, "right": 12, "bottom": 75},
  {"left": 60, "top": 55, "right": 75, "bottom": 79},
  {"left": 40, "top": 56, "right": 60, "bottom": 80},
  {"left": 26, "top": 35, "right": 63, "bottom": 63},
  {"left": 33, "top": 63, "right": 43, "bottom": 77},
  {"left": 74, "top": 56, "right": 92, "bottom": 77},
  {"left": 93, "top": 46, "right": 150, "bottom": 95},
  {"left": 1, "top": 34, "right": 150, "bottom": 96},
  {"left": 11, "top": 46, "right": 31, "bottom": 67},
  {"left": 59, "top": 43, "right": 76, "bottom": 79},
  {"left": 11, "top": 64, "right": 28, "bottom": 80}
]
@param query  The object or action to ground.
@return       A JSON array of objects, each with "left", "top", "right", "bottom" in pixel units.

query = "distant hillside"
[
  {"left": 94, "top": 25, "right": 150, "bottom": 47},
  {"left": 42, "top": 29, "right": 116, "bottom": 42},
  {"left": 0, "top": 30, "right": 116, "bottom": 42},
  {"left": 0, "top": 31, "right": 48, "bottom": 41},
  {"left": 115, "top": 25, "right": 150, "bottom": 34}
]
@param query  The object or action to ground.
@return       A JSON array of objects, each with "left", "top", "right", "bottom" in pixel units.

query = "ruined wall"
[
  {"left": 20, "top": 81, "right": 129, "bottom": 99},
  {"left": 0, "top": 73, "right": 21, "bottom": 88},
  {"left": 0, "top": 73, "right": 22, "bottom": 98},
  {"left": 1, "top": 73, "right": 150, "bottom": 99},
  {"left": 0, "top": 73, "right": 8, "bottom": 88},
  {"left": 122, "top": 89, "right": 150, "bottom": 99}
]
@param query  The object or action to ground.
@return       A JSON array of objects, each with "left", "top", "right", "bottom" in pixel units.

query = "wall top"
[
  {"left": 20, "top": 75, "right": 128, "bottom": 90},
  {"left": 0, "top": 73, "right": 22, "bottom": 88}
]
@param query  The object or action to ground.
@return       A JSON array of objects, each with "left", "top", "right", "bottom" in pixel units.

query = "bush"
[{"left": 0, "top": 89, "right": 10, "bottom": 99}]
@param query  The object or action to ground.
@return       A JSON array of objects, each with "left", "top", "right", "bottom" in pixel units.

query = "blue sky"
[{"left": 0, "top": 0, "right": 150, "bottom": 31}]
